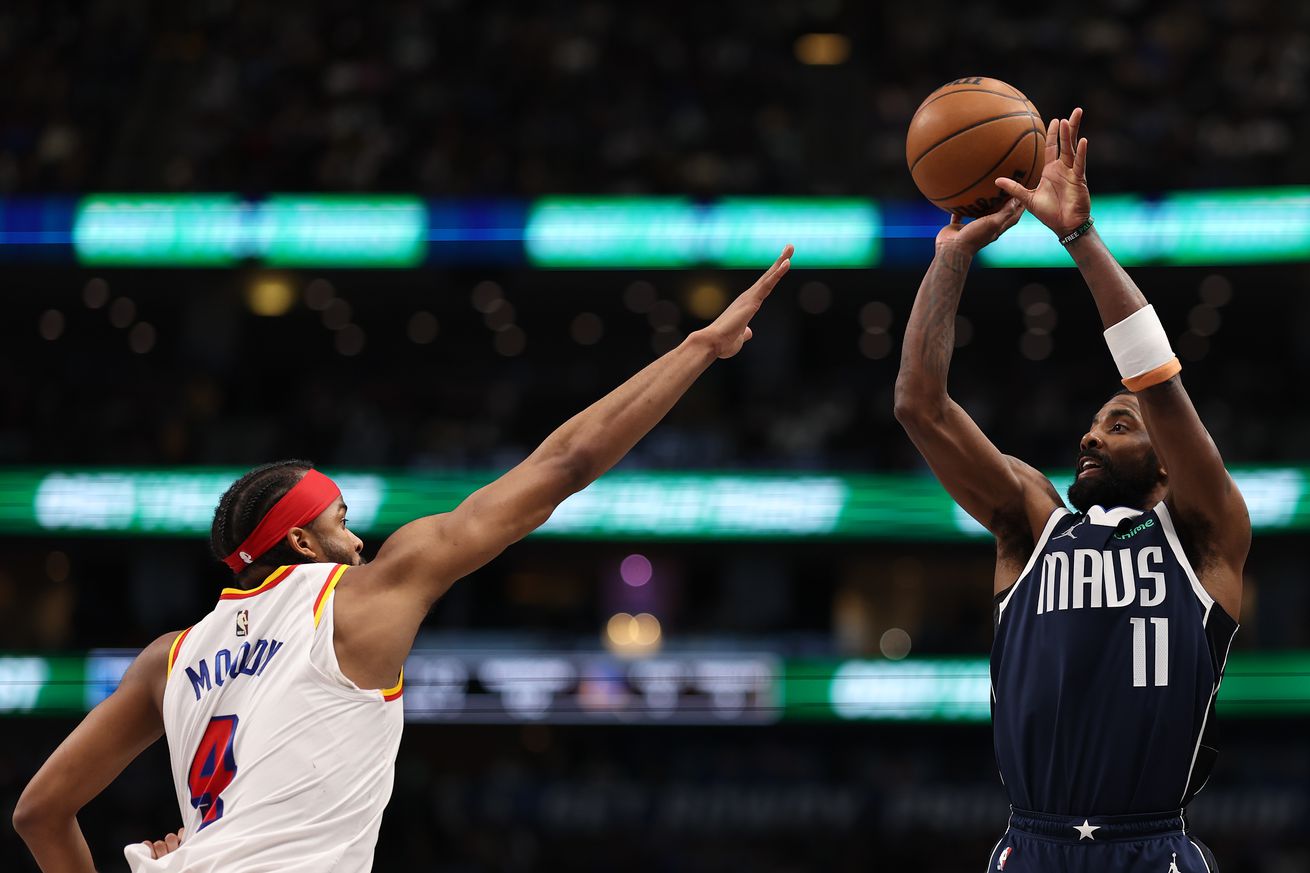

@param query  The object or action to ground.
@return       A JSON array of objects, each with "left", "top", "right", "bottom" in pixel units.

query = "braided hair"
[{"left": 210, "top": 460, "right": 315, "bottom": 589}]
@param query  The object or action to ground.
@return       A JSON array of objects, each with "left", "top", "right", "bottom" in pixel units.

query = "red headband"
[{"left": 223, "top": 469, "right": 342, "bottom": 572}]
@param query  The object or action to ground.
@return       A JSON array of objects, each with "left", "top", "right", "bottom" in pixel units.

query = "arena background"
[{"left": 3, "top": 2, "right": 1310, "bottom": 871}]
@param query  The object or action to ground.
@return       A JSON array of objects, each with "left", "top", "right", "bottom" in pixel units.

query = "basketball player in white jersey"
[{"left": 13, "top": 246, "right": 793, "bottom": 872}]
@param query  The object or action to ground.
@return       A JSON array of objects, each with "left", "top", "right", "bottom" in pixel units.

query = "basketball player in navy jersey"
[{"left": 896, "top": 109, "right": 1248, "bottom": 871}]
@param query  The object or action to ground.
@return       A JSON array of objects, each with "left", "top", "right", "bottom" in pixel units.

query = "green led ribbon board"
[
  {"left": 781, "top": 653, "right": 1310, "bottom": 722},
  {"left": 31, "top": 187, "right": 1310, "bottom": 268},
  {"left": 1, "top": 466, "right": 1306, "bottom": 540},
  {"left": 979, "top": 187, "right": 1310, "bottom": 267},
  {"left": 525, "top": 197, "right": 881, "bottom": 268},
  {"left": 73, "top": 195, "right": 426, "bottom": 267}
]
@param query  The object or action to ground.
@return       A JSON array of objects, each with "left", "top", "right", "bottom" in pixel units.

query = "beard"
[
  {"left": 1067, "top": 447, "right": 1163, "bottom": 513},
  {"left": 320, "top": 540, "right": 365, "bottom": 566}
]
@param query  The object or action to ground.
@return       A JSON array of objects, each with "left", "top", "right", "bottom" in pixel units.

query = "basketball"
[{"left": 906, "top": 77, "right": 1045, "bottom": 218}]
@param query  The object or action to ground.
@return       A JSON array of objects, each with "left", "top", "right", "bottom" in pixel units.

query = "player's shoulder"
[
  {"left": 997, "top": 455, "right": 1064, "bottom": 535},
  {"left": 1003, "top": 455, "right": 1060, "bottom": 498},
  {"left": 144, "top": 629, "right": 183, "bottom": 662},
  {"left": 145, "top": 628, "right": 191, "bottom": 672},
  {"left": 118, "top": 630, "right": 187, "bottom": 708}
]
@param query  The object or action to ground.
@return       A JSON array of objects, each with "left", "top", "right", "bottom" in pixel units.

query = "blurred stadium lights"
[
  {"left": 793, "top": 33, "right": 852, "bottom": 66},
  {"left": 1, "top": 188, "right": 1305, "bottom": 268},
  {"left": 2, "top": 649, "right": 1305, "bottom": 723},
  {"left": 4, "top": 465, "right": 1307, "bottom": 539},
  {"left": 620, "top": 553, "right": 654, "bottom": 587},
  {"left": 244, "top": 273, "right": 296, "bottom": 316},
  {"left": 605, "top": 612, "right": 663, "bottom": 657}
]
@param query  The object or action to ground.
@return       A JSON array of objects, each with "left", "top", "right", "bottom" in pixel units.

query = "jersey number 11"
[{"left": 1130, "top": 617, "right": 1169, "bottom": 688}]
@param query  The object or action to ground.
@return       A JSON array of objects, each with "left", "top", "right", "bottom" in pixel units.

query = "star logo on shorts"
[{"left": 1073, "top": 819, "right": 1100, "bottom": 840}]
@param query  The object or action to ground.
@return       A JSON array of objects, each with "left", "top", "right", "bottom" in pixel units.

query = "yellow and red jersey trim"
[
  {"left": 220, "top": 565, "right": 294, "bottom": 601},
  {"left": 166, "top": 626, "right": 193, "bottom": 678},
  {"left": 313, "top": 564, "right": 350, "bottom": 628},
  {"left": 381, "top": 667, "right": 404, "bottom": 702}
]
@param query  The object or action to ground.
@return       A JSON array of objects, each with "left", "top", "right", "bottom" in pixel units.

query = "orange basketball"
[{"left": 906, "top": 77, "right": 1045, "bottom": 218}]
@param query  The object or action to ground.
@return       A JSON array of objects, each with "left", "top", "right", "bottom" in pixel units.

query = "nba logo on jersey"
[
  {"left": 997, "top": 847, "right": 1012, "bottom": 870},
  {"left": 235, "top": 609, "right": 249, "bottom": 637}
]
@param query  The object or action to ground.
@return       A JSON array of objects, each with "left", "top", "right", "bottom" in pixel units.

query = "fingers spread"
[
  {"left": 1059, "top": 118, "right": 1074, "bottom": 167},
  {"left": 1074, "top": 137, "right": 1088, "bottom": 180}
]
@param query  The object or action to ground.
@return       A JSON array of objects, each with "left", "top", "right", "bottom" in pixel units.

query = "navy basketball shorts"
[{"left": 986, "top": 809, "right": 1220, "bottom": 872}]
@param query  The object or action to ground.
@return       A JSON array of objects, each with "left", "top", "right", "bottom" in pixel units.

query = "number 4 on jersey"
[{"left": 189, "top": 715, "right": 239, "bottom": 829}]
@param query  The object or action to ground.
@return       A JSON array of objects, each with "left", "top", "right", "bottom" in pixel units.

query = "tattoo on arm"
[{"left": 911, "top": 248, "right": 971, "bottom": 385}]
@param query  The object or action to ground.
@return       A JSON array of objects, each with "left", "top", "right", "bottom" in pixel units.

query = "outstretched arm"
[
  {"left": 331, "top": 247, "right": 793, "bottom": 688},
  {"left": 14, "top": 634, "right": 171, "bottom": 873},
  {"left": 998, "top": 110, "right": 1249, "bottom": 619},
  {"left": 895, "top": 203, "right": 1062, "bottom": 581}
]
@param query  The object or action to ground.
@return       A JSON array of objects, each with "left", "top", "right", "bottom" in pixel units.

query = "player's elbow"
[
  {"left": 12, "top": 781, "right": 61, "bottom": 838},
  {"left": 893, "top": 383, "right": 942, "bottom": 431},
  {"left": 506, "top": 450, "right": 592, "bottom": 538},
  {"left": 546, "top": 446, "right": 598, "bottom": 497}
]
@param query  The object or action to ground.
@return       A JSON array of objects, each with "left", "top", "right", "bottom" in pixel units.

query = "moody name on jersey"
[{"left": 183, "top": 638, "right": 286, "bottom": 702}]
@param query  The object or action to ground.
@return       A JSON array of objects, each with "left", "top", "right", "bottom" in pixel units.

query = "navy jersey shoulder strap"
[{"left": 994, "top": 506, "right": 1072, "bottom": 627}]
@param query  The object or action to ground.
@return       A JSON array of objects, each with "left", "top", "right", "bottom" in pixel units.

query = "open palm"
[{"left": 997, "top": 108, "right": 1091, "bottom": 237}]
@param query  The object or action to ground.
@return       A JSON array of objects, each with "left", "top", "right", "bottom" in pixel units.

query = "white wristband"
[{"left": 1102, "top": 305, "right": 1174, "bottom": 381}]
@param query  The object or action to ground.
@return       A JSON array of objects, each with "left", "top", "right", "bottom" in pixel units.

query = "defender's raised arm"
[{"left": 329, "top": 247, "right": 793, "bottom": 690}]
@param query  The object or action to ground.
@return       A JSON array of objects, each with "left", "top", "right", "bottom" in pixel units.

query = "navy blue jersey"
[{"left": 991, "top": 502, "right": 1238, "bottom": 815}]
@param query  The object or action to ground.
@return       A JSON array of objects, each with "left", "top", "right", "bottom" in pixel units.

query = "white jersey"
[{"left": 125, "top": 563, "right": 404, "bottom": 873}]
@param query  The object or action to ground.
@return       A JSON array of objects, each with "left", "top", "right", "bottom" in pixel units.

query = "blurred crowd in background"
[
  {"left": 3, "top": 0, "right": 1309, "bottom": 196},
  {"left": 5, "top": 264, "right": 1309, "bottom": 472}
]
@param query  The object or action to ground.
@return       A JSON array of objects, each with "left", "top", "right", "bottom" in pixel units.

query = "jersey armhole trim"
[
  {"left": 1154, "top": 502, "right": 1215, "bottom": 619},
  {"left": 313, "top": 564, "right": 350, "bottom": 628},
  {"left": 996, "top": 506, "right": 1069, "bottom": 622},
  {"left": 381, "top": 667, "right": 404, "bottom": 702},
  {"left": 1180, "top": 622, "right": 1238, "bottom": 806},
  {"left": 166, "top": 626, "right": 193, "bottom": 678}
]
